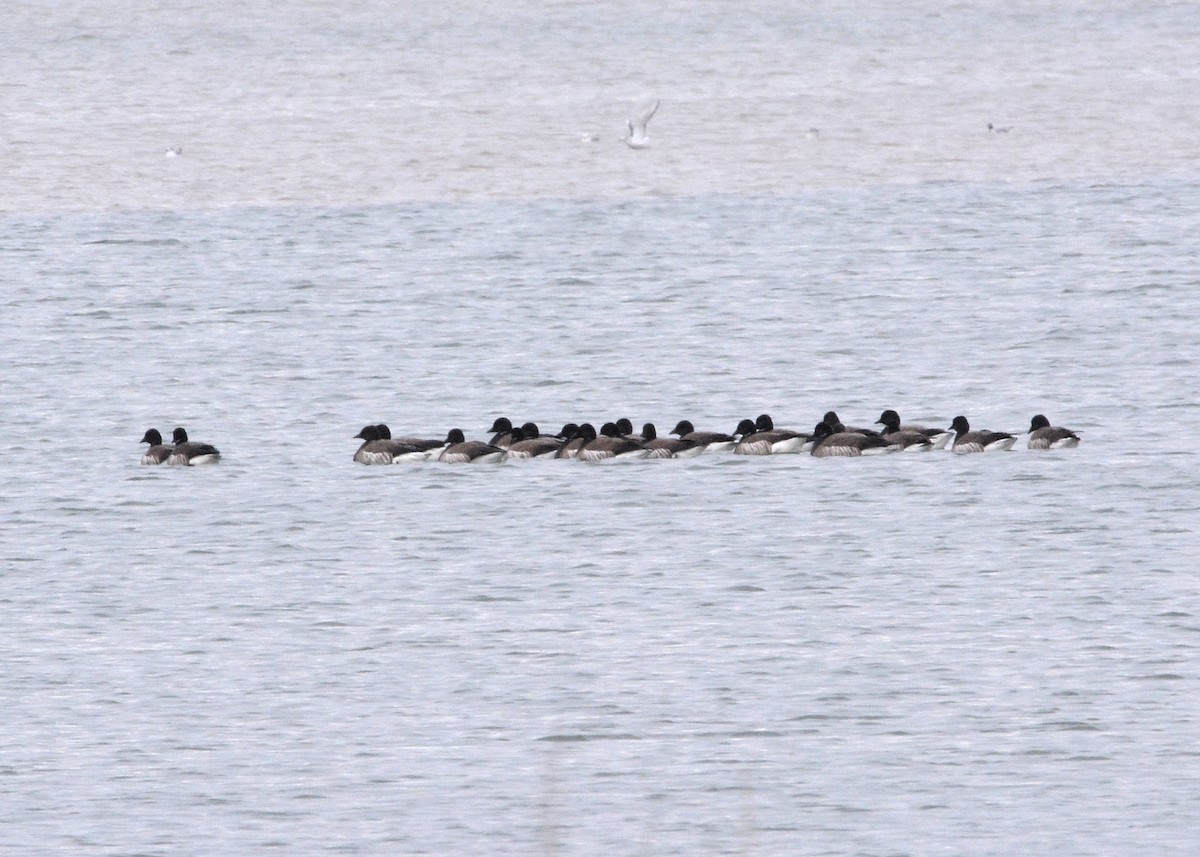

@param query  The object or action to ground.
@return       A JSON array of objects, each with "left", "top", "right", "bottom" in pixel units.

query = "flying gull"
[{"left": 622, "top": 100, "right": 660, "bottom": 149}]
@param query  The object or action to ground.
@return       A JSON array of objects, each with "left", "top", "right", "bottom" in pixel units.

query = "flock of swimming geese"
[
  {"left": 138, "top": 428, "right": 222, "bottom": 466},
  {"left": 140, "top": 411, "right": 1080, "bottom": 466}
]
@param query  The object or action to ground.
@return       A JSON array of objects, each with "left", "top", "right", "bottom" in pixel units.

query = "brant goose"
[
  {"left": 139, "top": 428, "right": 173, "bottom": 464},
  {"left": 577, "top": 423, "right": 650, "bottom": 461},
  {"left": 948, "top": 416, "right": 1016, "bottom": 454},
  {"left": 557, "top": 423, "right": 593, "bottom": 459},
  {"left": 822, "top": 411, "right": 880, "bottom": 437},
  {"left": 504, "top": 423, "right": 565, "bottom": 460},
  {"left": 669, "top": 420, "right": 736, "bottom": 454},
  {"left": 353, "top": 425, "right": 427, "bottom": 464},
  {"left": 487, "top": 417, "right": 517, "bottom": 449},
  {"left": 166, "top": 427, "right": 221, "bottom": 466},
  {"left": 353, "top": 424, "right": 389, "bottom": 464},
  {"left": 1027, "top": 415, "right": 1081, "bottom": 449},
  {"left": 876, "top": 428, "right": 933, "bottom": 451},
  {"left": 438, "top": 429, "right": 505, "bottom": 463},
  {"left": 875, "top": 409, "right": 953, "bottom": 450},
  {"left": 614, "top": 418, "right": 646, "bottom": 443},
  {"left": 756, "top": 413, "right": 810, "bottom": 452},
  {"left": 374, "top": 424, "right": 444, "bottom": 461},
  {"left": 734, "top": 415, "right": 808, "bottom": 455},
  {"left": 641, "top": 422, "right": 702, "bottom": 459},
  {"left": 810, "top": 422, "right": 894, "bottom": 457}
]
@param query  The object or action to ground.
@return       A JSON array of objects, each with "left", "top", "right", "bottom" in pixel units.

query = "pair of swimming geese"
[
  {"left": 350, "top": 411, "right": 1081, "bottom": 464},
  {"left": 139, "top": 427, "right": 221, "bottom": 466}
]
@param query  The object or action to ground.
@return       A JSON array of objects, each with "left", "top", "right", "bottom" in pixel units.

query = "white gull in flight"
[{"left": 622, "top": 100, "right": 660, "bottom": 149}]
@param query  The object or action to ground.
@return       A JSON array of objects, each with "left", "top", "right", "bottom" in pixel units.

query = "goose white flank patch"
[
  {"left": 948, "top": 416, "right": 1016, "bottom": 454},
  {"left": 621, "top": 100, "right": 659, "bottom": 149},
  {"left": 1027, "top": 414, "right": 1081, "bottom": 449},
  {"left": 166, "top": 427, "right": 221, "bottom": 465}
]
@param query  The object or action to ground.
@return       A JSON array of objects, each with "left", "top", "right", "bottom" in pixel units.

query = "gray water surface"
[{"left": 3, "top": 2, "right": 1200, "bottom": 855}]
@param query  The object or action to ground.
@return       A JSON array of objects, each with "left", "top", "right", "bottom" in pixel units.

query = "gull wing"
[{"left": 632, "top": 100, "right": 660, "bottom": 133}]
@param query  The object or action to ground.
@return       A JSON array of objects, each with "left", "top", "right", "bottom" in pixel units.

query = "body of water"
[{"left": 2, "top": 2, "right": 1199, "bottom": 855}]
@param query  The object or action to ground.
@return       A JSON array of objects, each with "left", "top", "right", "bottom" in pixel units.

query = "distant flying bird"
[
  {"left": 164, "top": 146, "right": 183, "bottom": 157},
  {"left": 622, "top": 100, "right": 660, "bottom": 149},
  {"left": 987, "top": 122, "right": 1011, "bottom": 134}
]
